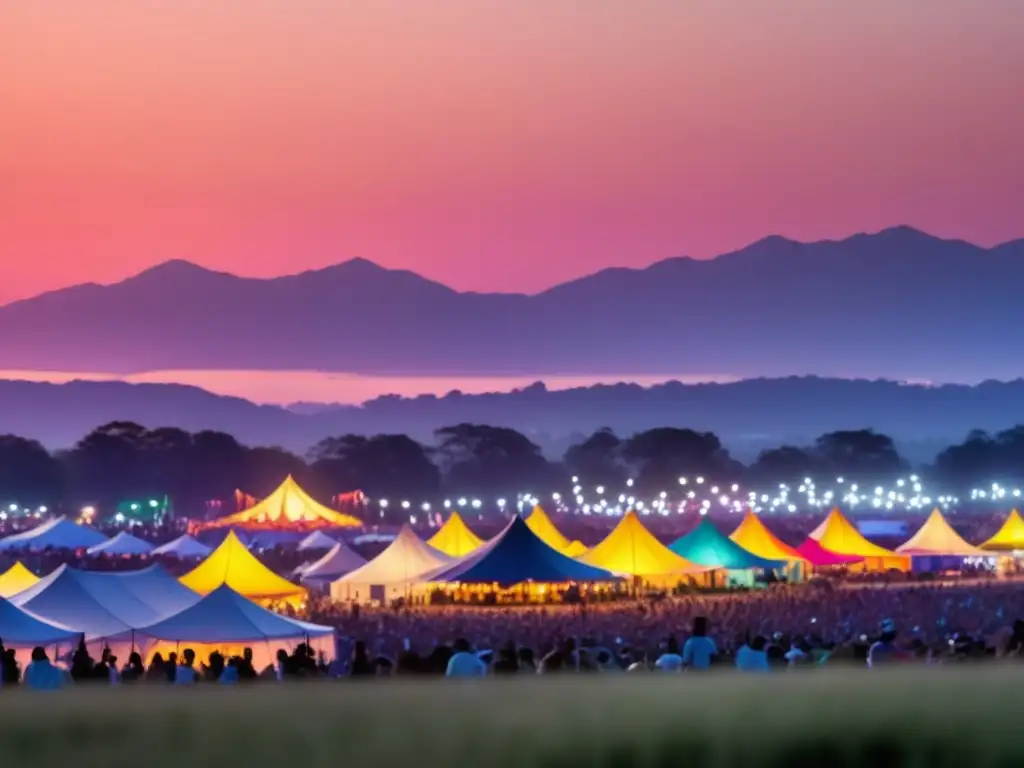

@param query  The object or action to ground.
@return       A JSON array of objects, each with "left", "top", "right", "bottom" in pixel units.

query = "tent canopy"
[
  {"left": 427, "top": 516, "right": 614, "bottom": 587},
  {"left": 151, "top": 534, "right": 213, "bottom": 558},
  {"left": 670, "top": 520, "right": 786, "bottom": 570},
  {"left": 87, "top": 531, "right": 155, "bottom": 556},
  {"left": 180, "top": 531, "right": 306, "bottom": 604},
  {"left": 897, "top": 509, "right": 988, "bottom": 557},
  {"left": 525, "top": 506, "right": 587, "bottom": 556},
  {"left": 578, "top": 511, "right": 707, "bottom": 577},
  {"left": 796, "top": 538, "right": 864, "bottom": 566},
  {"left": 300, "top": 541, "right": 367, "bottom": 584},
  {"left": 730, "top": 512, "right": 806, "bottom": 562},
  {"left": 296, "top": 531, "right": 339, "bottom": 552},
  {"left": 982, "top": 509, "right": 1024, "bottom": 552},
  {"left": 427, "top": 512, "right": 484, "bottom": 557},
  {"left": 0, "top": 517, "right": 108, "bottom": 552},
  {"left": 192, "top": 476, "right": 362, "bottom": 532},
  {"left": 134, "top": 585, "right": 332, "bottom": 645},
  {"left": 810, "top": 509, "right": 910, "bottom": 569},
  {"left": 0, "top": 561, "right": 41, "bottom": 598},
  {"left": 0, "top": 596, "right": 79, "bottom": 648},
  {"left": 332, "top": 527, "right": 450, "bottom": 590}
]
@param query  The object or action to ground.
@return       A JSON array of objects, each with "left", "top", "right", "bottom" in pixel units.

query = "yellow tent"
[
  {"left": 897, "top": 508, "right": 988, "bottom": 557},
  {"left": 180, "top": 531, "right": 306, "bottom": 606},
  {"left": 193, "top": 476, "right": 362, "bottom": 532},
  {"left": 578, "top": 511, "right": 706, "bottom": 580},
  {"left": 0, "top": 561, "right": 40, "bottom": 598},
  {"left": 809, "top": 508, "right": 910, "bottom": 571},
  {"left": 427, "top": 512, "right": 484, "bottom": 557},
  {"left": 730, "top": 511, "right": 807, "bottom": 563},
  {"left": 982, "top": 509, "right": 1024, "bottom": 552},
  {"left": 526, "top": 506, "right": 587, "bottom": 556}
]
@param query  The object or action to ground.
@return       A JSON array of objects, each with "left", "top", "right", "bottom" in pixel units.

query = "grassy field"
[{"left": 1, "top": 667, "right": 1020, "bottom": 767}]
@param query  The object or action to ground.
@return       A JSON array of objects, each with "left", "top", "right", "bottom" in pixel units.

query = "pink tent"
[{"left": 796, "top": 538, "right": 864, "bottom": 567}]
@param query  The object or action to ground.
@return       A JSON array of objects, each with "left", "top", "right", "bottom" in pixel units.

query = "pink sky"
[{"left": 2, "top": 0, "right": 1022, "bottom": 304}]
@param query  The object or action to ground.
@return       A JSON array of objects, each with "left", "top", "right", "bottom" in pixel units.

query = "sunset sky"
[{"left": 2, "top": 0, "right": 1022, "bottom": 304}]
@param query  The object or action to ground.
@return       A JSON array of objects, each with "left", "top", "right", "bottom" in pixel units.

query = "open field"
[{"left": 1, "top": 668, "right": 1021, "bottom": 767}]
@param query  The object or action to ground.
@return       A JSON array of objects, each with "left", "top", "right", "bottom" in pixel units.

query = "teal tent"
[{"left": 669, "top": 520, "right": 786, "bottom": 570}]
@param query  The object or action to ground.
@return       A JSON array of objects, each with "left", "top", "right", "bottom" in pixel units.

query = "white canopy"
[
  {"left": 0, "top": 517, "right": 108, "bottom": 552},
  {"left": 0, "top": 596, "right": 80, "bottom": 648},
  {"left": 296, "top": 530, "right": 339, "bottom": 552},
  {"left": 11, "top": 564, "right": 200, "bottom": 638},
  {"left": 151, "top": 534, "right": 213, "bottom": 558},
  {"left": 133, "top": 585, "right": 333, "bottom": 644},
  {"left": 300, "top": 542, "right": 367, "bottom": 586},
  {"left": 331, "top": 526, "right": 450, "bottom": 601},
  {"left": 87, "top": 531, "right": 155, "bottom": 556}
]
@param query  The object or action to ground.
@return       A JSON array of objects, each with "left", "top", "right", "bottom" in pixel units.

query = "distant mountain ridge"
[
  {"left": 5, "top": 376, "right": 1024, "bottom": 464},
  {"left": 2, "top": 227, "right": 1024, "bottom": 379}
]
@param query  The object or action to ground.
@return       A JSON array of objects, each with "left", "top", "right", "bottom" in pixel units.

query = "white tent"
[
  {"left": 300, "top": 542, "right": 367, "bottom": 588},
  {"left": 131, "top": 585, "right": 334, "bottom": 668},
  {"left": 151, "top": 534, "right": 213, "bottom": 559},
  {"left": 87, "top": 531, "right": 155, "bottom": 556},
  {"left": 330, "top": 526, "right": 451, "bottom": 603},
  {"left": 10, "top": 564, "right": 200, "bottom": 638},
  {"left": 0, "top": 517, "right": 108, "bottom": 552},
  {"left": 0, "top": 596, "right": 80, "bottom": 648},
  {"left": 296, "top": 530, "right": 339, "bottom": 552}
]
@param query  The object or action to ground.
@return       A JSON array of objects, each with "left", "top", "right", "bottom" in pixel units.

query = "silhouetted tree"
[
  {"left": 308, "top": 434, "right": 440, "bottom": 501},
  {"left": 622, "top": 428, "right": 739, "bottom": 491},
  {"left": 812, "top": 429, "right": 905, "bottom": 480},
  {"left": 434, "top": 424, "right": 560, "bottom": 497},
  {"left": 0, "top": 435, "right": 63, "bottom": 507},
  {"left": 563, "top": 428, "right": 628, "bottom": 487},
  {"left": 748, "top": 445, "right": 819, "bottom": 485}
]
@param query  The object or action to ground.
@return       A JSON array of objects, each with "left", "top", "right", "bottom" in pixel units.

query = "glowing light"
[
  {"left": 379, "top": 499, "right": 389, "bottom": 508},
  {"left": 401, "top": 500, "right": 410, "bottom": 509}
]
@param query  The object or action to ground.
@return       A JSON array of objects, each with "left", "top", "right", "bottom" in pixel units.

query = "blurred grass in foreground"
[{"left": 0, "top": 668, "right": 1020, "bottom": 767}]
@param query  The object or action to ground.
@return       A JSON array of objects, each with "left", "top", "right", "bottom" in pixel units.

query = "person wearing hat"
[{"left": 868, "top": 619, "right": 900, "bottom": 668}]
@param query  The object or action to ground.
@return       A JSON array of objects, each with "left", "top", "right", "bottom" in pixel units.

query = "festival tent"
[
  {"left": 331, "top": 527, "right": 451, "bottom": 603},
  {"left": 981, "top": 509, "right": 1024, "bottom": 552},
  {"left": 577, "top": 511, "right": 707, "bottom": 582},
  {"left": 729, "top": 512, "right": 806, "bottom": 563},
  {"left": 0, "top": 561, "right": 41, "bottom": 598},
  {"left": 670, "top": 520, "right": 787, "bottom": 572},
  {"left": 87, "top": 531, "right": 155, "bottom": 556},
  {"left": 808, "top": 509, "right": 910, "bottom": 571},
  {"left": 300, "top": 542, "right": 368, "bottom": 588},
  {"left": 151, "top": 534, "right": 213, "bottom": 559},
  {"left": 795, "top": 538, "right": 864, "bottom": 567},
  {"left": 0, "top": 596, "right": 79, "bottom": 649},
  {"left": 180, "top": 531, "right": 306, "bottom": 606},
  {"left": 191, "top": 475, "right": 362, "bottom": 532},
  {"left": 525, "top": 506, "right": 587, "bottom": 556},
  {"left": 897, "top": 509, "right": 989, "bottom": 558},
  {"left": 0, "top": 517, "right": 108, "bottom": 552},
  {"left": 296, "top": 530, "right": 339, "bottom": 552},
  {"left": 427, "top": 511, "right": 485, "bottom": 557},
  {"left": 426, "top": 515, "right": 615, "bottom": 587},
  {"left": 129, "top": 585, "right": 334, "bottom": 669}
]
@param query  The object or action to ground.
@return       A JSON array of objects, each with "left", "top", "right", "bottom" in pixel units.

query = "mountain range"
[
  {"left": 2, "top": 227, "right": 1024, "bottom": 380},
  {"left": 5, "top": 376, "right": 1024, "bottom": 463}
]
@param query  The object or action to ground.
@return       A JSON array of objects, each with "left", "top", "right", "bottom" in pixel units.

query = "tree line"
[{"left": 0, "top": 421, "right": 1021, "bottom": 513}]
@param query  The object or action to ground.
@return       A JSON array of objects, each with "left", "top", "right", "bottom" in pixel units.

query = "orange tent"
[
  {"left": 192, "top": 476, "right": 362, "bottom": 532},
  {"left": 729, "top": 511, "right": 806, "bottom": 563},
  {"left": 809, "top": 508, "right": 910, "bottom": 571},
  {"left": 982, "top": 509, "right": 1024, "bottom": 552},
  {"left": 897, "top": 508, "right": 988, "bottom": 557}
]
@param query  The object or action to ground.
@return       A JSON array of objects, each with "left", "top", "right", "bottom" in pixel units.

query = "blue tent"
[
  {"left": 428, "top": 516, "right": 615, "bottom": 586},
  {"left": 669, "top": 520, "right": 786, "bottom": 570}
]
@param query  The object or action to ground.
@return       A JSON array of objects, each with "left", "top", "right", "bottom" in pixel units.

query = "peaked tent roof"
[
  {"left": 427, "top": 512, "right": 485, "bottom": 557},
  {"left": 151, "top": 534, "right": 213, "bottom": 558},
  {"left": 296, "top": 530, "right": 339, "bottom": 552},
  {"left": 0, "top": 517, "right": 108, "bottom": 552},
  {"left": 192, "top": 476, "right": 362, "bottom": 532},
  {"left": 795, "top": 538, "right": 864, "bottom": 566},
  {"left": 134, "top": 585, "right": 332, "bottom": 645},
  {"left": 0, "top": 596, "right": 79, "bottom": 647},
  {"left": 0, "top": 561, "right": 41, "bottom": 598},
  {"left": 11, "top": 564, "right": 200, "bottom": 637},
  {"left": 809, "top": 508, "right": 907, "bottom": 560},
  {"left": 427, "top": 516, "right": 615, "bottom": 586},
  {"left": 981, "top": 509, "right": 1024, "bottom": 552},
  {"left": 300, "top": 542, "right": 367, "bottom": 584},
  {"left": 180, "top": 531, "right": 306, "bottom": 603},
  {"left": 670, "top": 520, "right": 786, "bottom": 570},
  {"left": 578, "top": 511, "right": 707, "bottom": 577},
  {"left": 897, "top": 509, "right": 988, "bottom": 557},
  {"left": 87, "top": 531, "right": 155, "bottom": 556},
  {"left": 333, "top": 527, "right": 451, "bottom": 588},
  {"left": 730, "top": 512, "right": 807, "bottom": 562},
  {"left": 526, "top": 506, "right": 587, "bottom": 556}
]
